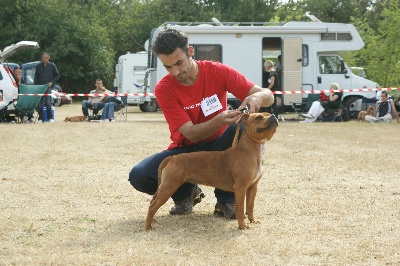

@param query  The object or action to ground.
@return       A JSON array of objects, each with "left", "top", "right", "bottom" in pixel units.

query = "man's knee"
[{"left": 128, "top": 167, "right": 156, "bottom": 194}]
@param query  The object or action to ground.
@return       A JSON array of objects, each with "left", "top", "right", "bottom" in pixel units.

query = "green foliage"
[{"left": 1, "top": 0, "right": 399, "bottom": 91}]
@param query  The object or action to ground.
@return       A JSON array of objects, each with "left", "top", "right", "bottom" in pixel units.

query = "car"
[
  {"left": 52, "top": 84, "right": 72, "bottom": 106},
  {"left": 0, "top": 41, "right": 40, "bottom": 117}
]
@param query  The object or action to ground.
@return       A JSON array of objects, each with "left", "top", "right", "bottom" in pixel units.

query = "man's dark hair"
[
  {"left": 381, "top": 90, "right": 388, "bottom": 97},
  {"left": 152, "top": 28, "right": 189, "bottom": 56}
]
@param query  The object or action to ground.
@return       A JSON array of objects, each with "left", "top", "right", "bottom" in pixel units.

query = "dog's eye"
[{"left": 255, "top": 116, "right": 263, "bottom": 120}]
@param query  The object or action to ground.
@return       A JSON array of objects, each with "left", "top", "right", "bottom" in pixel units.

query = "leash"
[{"left": 232, "top": 105, "right": 249, "bottom": 147}]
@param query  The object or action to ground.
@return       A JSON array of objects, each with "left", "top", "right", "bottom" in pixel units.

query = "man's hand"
[
  {"left": 238, "top": 92, "right": 264, "bottom": 113},
  {"left": 217, "top": 110, "right": 241, "bottom": 126}
]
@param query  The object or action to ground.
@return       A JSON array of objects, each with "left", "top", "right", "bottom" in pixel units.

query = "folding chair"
[
  {"left": 114, "top": 96, "right": 128, "bottom": 122},
  {"left": 320, "top": 101, "right": 344, "bottom": 122},
  {"left": 292, "top": 93, "right": 320, "bottom": 119},
  {"left": 14, "top": 84, "right": 48, "bottom": 123}
]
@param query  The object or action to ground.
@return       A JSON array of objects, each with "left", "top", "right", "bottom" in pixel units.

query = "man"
[
  {"left": 34, "top": 52, "right": 60, "bottom": 122},
  {"left": 365, "top": 90, "right": 399, "bottom": 123},
  {"left": 82, "top": 79, "right": 107, "bottom": 121},
  {"left": 129, "top": 29, "right": 274, "bottom": 219}
]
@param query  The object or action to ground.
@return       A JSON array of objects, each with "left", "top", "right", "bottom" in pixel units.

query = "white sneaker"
[
  {"left": 100, "top": 119, "right": 108, "bottom": 123},
  {"left": 38, "top": 120, "right": 43, "bottom": 123},
  {"left": 30, "top": 118, "right": 35, "bottom": 123},
  {"left": 280, "top": 116, "right": 285, "bottom": 122},
  {"left": 49, "top": 119, "right": 54, "bottom": 123},
  {"left": 301, "top": 113, "right": 313, "bottom": 118},
  {"left": 110, "top": 119, "right": 115, "bottom": 122}
]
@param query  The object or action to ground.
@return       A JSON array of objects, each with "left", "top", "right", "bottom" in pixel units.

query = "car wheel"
[{"left": 139, "top": 100, "right": 159, "bottom": 112}]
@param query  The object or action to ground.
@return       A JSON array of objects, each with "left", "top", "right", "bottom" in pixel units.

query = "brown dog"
[
  {"left": 357, "top": 106, "right": 374, "bottom": 122},
  {"left": 145, "top": 112, "right": 278, "bottom": 231},
  {"left": 64, "top": 116, "right": 87, "bottom": 122}
]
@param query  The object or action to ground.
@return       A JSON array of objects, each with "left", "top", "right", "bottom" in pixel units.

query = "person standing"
[
  {"left": 128, "top": 28, "right": 274, "bottom": 219},
  {"left": 34, "top": 52, "right": 60, "bottom": 122},
  {"left": 262, "top": 60, "right": 282, "bottom": 120}
]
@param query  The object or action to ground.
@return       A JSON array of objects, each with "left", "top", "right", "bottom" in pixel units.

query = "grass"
[{"left": 0, "top": 103, "right": 399, "bottom": 265}]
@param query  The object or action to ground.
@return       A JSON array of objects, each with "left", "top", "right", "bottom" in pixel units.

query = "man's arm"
[
  {"left": 178, "top": 110, "right": 241, "bottom": 143},
  {"left": 34, "top": 65, "right": 39, "bottom": 85},
  {"left": 238, "top": 85, "right": 274, "bottom": 113},
  {"left": 49, "top": 64, "right": 60, "bottom": 87}
]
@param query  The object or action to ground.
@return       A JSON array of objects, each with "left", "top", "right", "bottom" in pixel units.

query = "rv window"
[
  {"left": 337, "top": 33, "right": 352, "bottom": 41},
  {"left": 319, "top": 56, "right": 346, "bottom": 74},
  {"left": 193, "top": 45, "right": 222, "bottom": 62},
  {"left": 321, "top": 33, "right": 336, "bottom": 41},
  {"left": 302, "top": 45, "right": 309, "bottom": 66}
]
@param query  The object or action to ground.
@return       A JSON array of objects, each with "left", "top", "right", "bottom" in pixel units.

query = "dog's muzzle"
[{"left": 256, "top": 115, "right": 278, "bottom": 133}]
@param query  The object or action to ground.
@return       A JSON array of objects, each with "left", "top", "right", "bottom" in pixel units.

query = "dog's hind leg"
[
  {"left": 144, "top": 178, "right": 183, "bottom": 231},
  {"left": 246, "top": 179, "right": 261, "bottom": 225}
]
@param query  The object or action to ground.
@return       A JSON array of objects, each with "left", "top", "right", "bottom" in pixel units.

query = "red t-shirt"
[{"left": 155, "top": 60, "right": 254, "bottom": 150}]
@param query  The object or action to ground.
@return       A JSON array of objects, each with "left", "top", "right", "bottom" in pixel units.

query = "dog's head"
[
  {"left": 366, "top": 106, "right": 374, "bottom": 113},
  {"left": 241, "top": 112, "right": 278, "bottom": 143},
  {"left": 64, "top": 117, "right": 71, "bottom": 122}
]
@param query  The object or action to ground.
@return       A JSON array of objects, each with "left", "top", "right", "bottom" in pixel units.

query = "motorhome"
[
  {"left": 117, "top": 20, "right": 378, "bottom": 117},
  {"left": 113, "top": 51, "right": 157, "bottom": 111},
  {"left": 0, "top": 41, "right": 39, "bottom": 116}
]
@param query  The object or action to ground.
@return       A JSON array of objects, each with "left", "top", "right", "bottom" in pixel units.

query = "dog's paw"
[
  {"left": 250, "top": 219, "right": 261, "bottom": 224},
  {"left": 238, "top": 223, "right": 251, "bottom": 230}
]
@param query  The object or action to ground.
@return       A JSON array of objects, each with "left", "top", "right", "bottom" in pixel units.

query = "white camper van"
[
  {"left": 114, "top": 51, "right": 159, "bottom": 112},
  {"left": 117, "top": 20, "right": 378, "bottom": 117},
  {"left": 0, "top": 41, "right": 40, "bottom": 116}
]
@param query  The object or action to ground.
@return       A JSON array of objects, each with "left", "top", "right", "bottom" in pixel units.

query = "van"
[{"left": 0, "top": 41, "right": 40, "bottom": 116}]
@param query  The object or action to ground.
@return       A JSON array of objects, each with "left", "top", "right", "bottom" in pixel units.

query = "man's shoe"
[
  {"left": 84, "top": 116, "right": 90, "bottom": 122},
  {"left": 38, "top": 119, "right": 43, "bottom": 123},
  {"left": 214, "top": 201, "right": 236, "bottom": 219},
  {"left": 30, "top": 118, "right": 35, "bottom": 123},
  {"left": 301, "top": 113, "right": 313, "bottom": 118},
  {"left": 169, "top": 185, "right": 205, "bottom": 215},
  {"left": 49, "top": 119, "right": 54, "bottom": 123}
]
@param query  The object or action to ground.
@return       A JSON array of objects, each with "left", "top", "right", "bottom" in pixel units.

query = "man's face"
[
  {"left": 95, "top": 80, "right": 103, "bottom": 90},
  {"left": 158, "top": 47, "right": 194, "bottom": 84},
  {"left": 42, "top": 54, "right": 50, "bottom": 64},
  {"left": 381, "top": 93, "right": 388, "bottom": 102}
]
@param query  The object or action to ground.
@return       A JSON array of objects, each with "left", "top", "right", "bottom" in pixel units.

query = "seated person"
[
  {"left": 394, "top": 95, "right": 400, "bottom": 116},
  {"left": 0, "top": 91, "right": 6, "bottom": 112},
  {"left": 301, "top": 83, "right": 342, "bottom": 123},
  {"left": 14, "top": 67, "right": 34, "bottom": 123},
  {"left": 99, "top": 96, "right": 122, "bottom": 122},
  {"left": 82, "top": 79, "right": 107, "bottom": 121},
  {"left": 365, "top": 90, "right": 400, "bottom": 123}
]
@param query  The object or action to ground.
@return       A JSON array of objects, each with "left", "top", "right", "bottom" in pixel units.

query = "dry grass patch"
[{"left": 0, "top": 104, "right": 399, "bottom": 265}]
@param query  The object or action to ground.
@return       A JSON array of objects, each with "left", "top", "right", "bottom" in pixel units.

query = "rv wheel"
[
  {"left": 139, "top": 100, "right": 159, "bottom": 112},
  {"left": 343, "top": 96, "right": 360, "bottom": 119},
  {"left": 227, "top": 102, "right": 237, "bottom": 110}
]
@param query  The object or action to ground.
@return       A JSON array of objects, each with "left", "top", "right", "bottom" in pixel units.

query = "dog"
[
  {"left": 357, "top": 106, "right": 374, "bottom": 122},
  {"left": 145, "top": 112, "right": 278, "bottom": 231},
  {"left": 64, "top": 116, "right": 87, "bottom": 122}
]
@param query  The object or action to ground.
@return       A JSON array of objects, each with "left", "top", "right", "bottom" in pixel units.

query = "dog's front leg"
[
  {"left": 234, "top": 184, "right": 248, "bottom": 230},
  {"left": 246, "top": 179, "right": 261, "bottom": 225}
]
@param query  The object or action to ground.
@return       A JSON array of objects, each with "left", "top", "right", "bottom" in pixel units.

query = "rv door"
[{"left": 282, "top": 38, "right": 303, "bottom": 105}]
